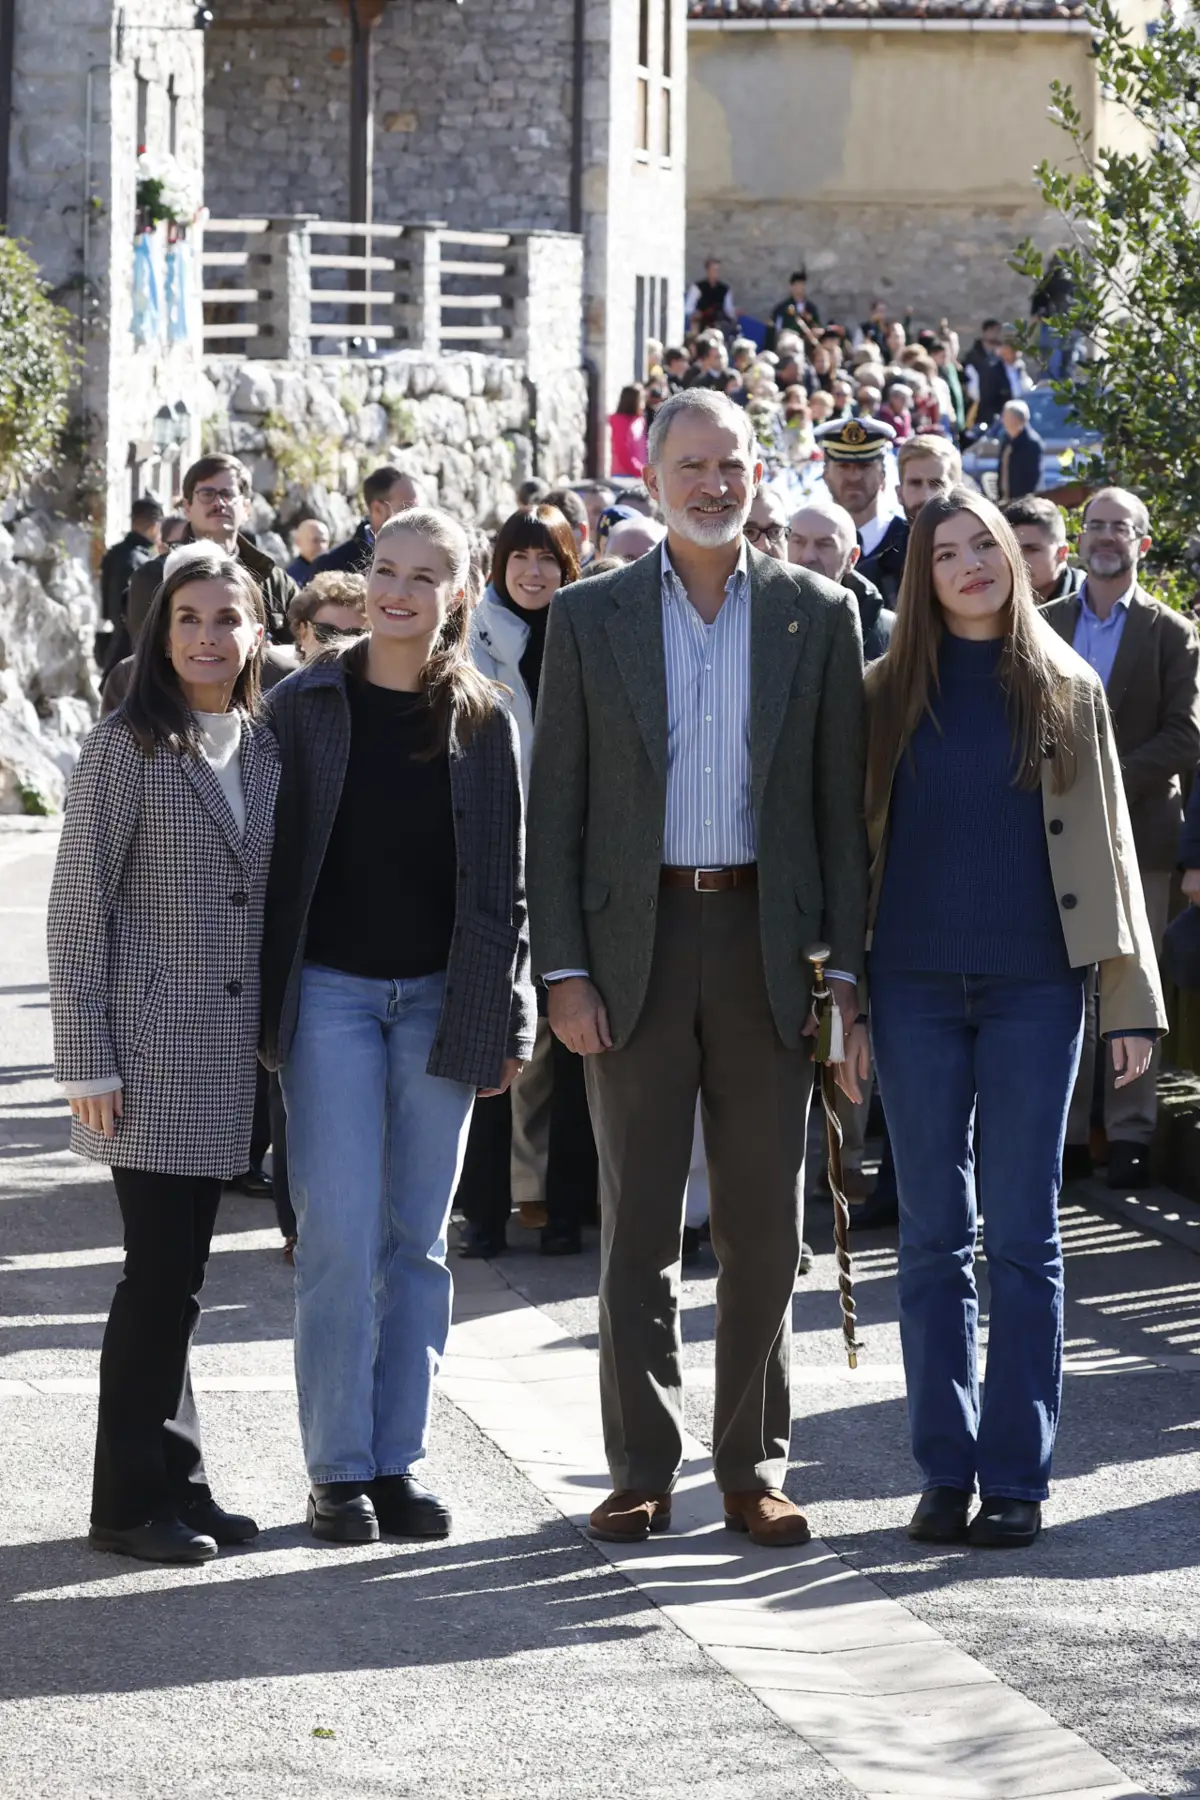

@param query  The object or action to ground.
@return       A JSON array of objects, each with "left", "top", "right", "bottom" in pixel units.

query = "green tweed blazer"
[{"left": 526, "top": 544, "right": 868, "bottom": 1050}]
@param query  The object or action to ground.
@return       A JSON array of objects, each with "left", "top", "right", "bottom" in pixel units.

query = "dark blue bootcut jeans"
[{"left": 870, "top": 971, "right": 1084, "bottom": 1502}]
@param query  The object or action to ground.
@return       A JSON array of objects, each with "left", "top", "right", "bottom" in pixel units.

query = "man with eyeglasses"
[
  {"left": 1043, "top": 486, "right": 1200, "bottom": 1189},
  {"left": 787, "top": 497, "right": 894, "bottom": 664},
  {"left": 124, "top": 454, "right": 298, "bottom": 648},
  {"left": 742, "top": 486, "right": 787, "bottom": 561}
]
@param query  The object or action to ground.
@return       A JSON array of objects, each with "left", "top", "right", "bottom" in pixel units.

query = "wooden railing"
[{"left": 200, "top": 217, "right": 541, "bottom": 359}]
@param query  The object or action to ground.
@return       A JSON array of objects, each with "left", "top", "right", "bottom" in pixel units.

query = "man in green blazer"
[{"left": 527, "top": 389, "right": 869, "bottom": 1549}]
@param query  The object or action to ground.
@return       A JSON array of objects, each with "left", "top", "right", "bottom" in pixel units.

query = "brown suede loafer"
[
  {"left": 723, "top": 1488, "right": 812, "bottom": 1547},
  {"left": 588, "top": 1489, "right": 672, "bottom": 1543}
]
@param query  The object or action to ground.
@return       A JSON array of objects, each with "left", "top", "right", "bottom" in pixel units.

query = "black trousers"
[
  {"left": 91, "top": 1168, "right": 222, "bottom": 1530},
  {"left": 455, "top": 1036, "right": 598, "bottom": 1240}
]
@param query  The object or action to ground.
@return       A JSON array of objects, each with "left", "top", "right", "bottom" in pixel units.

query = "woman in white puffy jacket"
[{"left": 462, "top": 505, "right": 599, "bottom": 1257}]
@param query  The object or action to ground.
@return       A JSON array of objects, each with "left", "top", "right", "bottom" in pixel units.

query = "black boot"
[
  {"left": 1106, "top": 1141, "right": 1151, "bottom": 1191},
  {"left": 369, "top": 1475, "right": 452, "bottom": 1539},
  {"left": 907, "top": 1487, "right": 971, "bottom": 1544},
  {"left": 89, "top": 1516, "right": 218, "bottom": 1564},
  {"left": 457, "top": 1223, "right": 506, "bottom": 1259},
  {"left": 967, "top": 1497, "right": 1042, "bottom": 1548},
  {"left": 307, "top": 1482, "right": 379, "bottom": 1544},
  {"left": 179, "top": 1497, "right": 259, "bottom": 1545}
]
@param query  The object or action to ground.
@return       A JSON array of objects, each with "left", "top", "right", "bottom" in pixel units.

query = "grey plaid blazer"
[
  {"left": 47, "top": 711, "right": 280, "bottom": 1180},
  {"left": 259, "top": 650, "right": 536, "bottom": 1089}
]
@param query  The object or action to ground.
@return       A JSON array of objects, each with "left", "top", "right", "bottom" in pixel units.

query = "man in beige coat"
[
  {"left": 527, "top": 390, "right": 868, "bottom": 1549},
  {"left": 1042, "top": 486, "right": 1200, "bottom": 1188}
]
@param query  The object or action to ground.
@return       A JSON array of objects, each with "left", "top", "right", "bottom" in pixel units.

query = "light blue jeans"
[{"left": 280, "top": 964, "right": 475, "bottom": 1484}]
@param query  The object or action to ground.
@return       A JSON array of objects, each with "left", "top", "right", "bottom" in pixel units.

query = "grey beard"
[{"left": 659, "top": 494, "right": 751, "bottom": 547}]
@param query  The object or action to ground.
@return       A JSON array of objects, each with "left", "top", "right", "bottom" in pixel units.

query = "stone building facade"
[
  {"left": 5, "top": 0, "right": 207, "bottom": 538},
  {"left": 204, "top": 0, "right": 688, "bottom": 432},
  {"left": 685, "top": 1, "right": 1098, "bottom": 335}
]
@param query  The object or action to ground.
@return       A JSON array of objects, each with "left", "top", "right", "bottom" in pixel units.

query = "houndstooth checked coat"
[
  {"left": 47, "top": 710, "right": 280, "bottom": 1180},
  {"left": 259, "top": 648, "right": 536, "bottom": 1089}
]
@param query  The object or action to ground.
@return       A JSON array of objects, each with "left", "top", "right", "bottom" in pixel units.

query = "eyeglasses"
[
  {"left": 193, "top": 486, "right": 241, "bottom": 506},
  {"left": 1081, "top": 519, "right": 1139, "bottom": 538},
  {"left": 744, "top": 523, "right": 786, "bottom": 547}
]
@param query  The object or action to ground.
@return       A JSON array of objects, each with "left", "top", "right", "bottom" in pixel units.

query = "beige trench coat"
[{"left": 864, "top": 621, "right": 1167, "bottom": 1038}]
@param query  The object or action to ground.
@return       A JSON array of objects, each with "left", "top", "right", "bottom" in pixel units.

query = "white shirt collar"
[{"left": 661, "top": 537, "right": 749, "bottom": 597}]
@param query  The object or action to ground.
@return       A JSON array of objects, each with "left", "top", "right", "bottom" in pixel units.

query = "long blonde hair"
[
  {"left": 369, "top": 507, "right": 500, "bottom": 754},
  {"left": 866, "top": 487, "right": 1077, "bottom": 806}
]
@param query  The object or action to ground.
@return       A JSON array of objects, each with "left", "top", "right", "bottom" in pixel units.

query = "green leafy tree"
[
  {"left": 1012, "top": 0, "right": 1200, "bottom": 571},
  {"left": 0, "top": 235, "right": 75, "bottom": 493}
]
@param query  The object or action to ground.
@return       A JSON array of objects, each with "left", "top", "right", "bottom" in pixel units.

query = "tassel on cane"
[{"left": 806, "top": 943, "right": 861, "bottom": 1370}]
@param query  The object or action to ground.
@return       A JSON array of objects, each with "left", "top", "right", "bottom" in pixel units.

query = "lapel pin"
[{"left": 788, "top": 621, "right": 798, "bottom": 634}]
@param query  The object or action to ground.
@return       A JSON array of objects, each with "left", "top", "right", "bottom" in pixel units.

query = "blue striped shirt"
[{"left": 661, "top": 542, "right": 755, "bottom": 866}]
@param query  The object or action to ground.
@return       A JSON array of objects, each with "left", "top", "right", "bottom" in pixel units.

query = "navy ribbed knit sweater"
[{"left": 870, "top": 633, "right": 1076, "bottom": 980}]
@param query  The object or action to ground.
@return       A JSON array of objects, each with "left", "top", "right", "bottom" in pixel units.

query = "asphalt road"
[{"left": 2, "top": 820, "right": 1197, "bottom": 1799}]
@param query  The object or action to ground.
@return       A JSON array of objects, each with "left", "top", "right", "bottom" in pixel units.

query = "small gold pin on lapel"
[{"left": 788, "top": 621, "right": 798, "bottom": 634}]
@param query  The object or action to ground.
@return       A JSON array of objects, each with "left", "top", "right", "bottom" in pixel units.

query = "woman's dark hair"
[
  {"left": 614, "top": 384, "right": 645, "bottom": 417},
  {"left": 867, "top": 488, "right": 1077, "bottom": 809},
  {"left": 123, "top": 551, "right": 265, "bottom": 756},
  {"left": 491, "top": 505, "right": 581, "bottom": 602},
  {"left": 367, "top": 508, "right": 501, "bottom": 756}
]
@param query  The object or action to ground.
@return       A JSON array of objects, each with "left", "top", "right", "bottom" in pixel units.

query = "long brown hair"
[
  {"left": 867, "top": 487, "right": 1076, "bottom": 805},
  {"left": 368, "top": 507, "right": 500, "bottom": 755},
  {"left": 123, "top": 550, "right": 265, "bottom": 756}
]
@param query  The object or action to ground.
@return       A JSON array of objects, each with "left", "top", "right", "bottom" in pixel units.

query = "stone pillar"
[
  {"left": 508, "top": 230, "right": 584, "bottom": 384},
  {"left": 393, "top": 223, "right": 446, "bottom": 357},
  {"left": 254, "top": 216, "right": 316, "bottom": 363}
]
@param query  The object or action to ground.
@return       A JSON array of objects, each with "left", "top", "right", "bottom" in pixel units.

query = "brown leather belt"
[{"left": 660, "top": 864, "right": 758, "bottom": 893}]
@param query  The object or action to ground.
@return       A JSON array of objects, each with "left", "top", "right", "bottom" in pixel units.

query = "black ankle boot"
[
  {"left": 369, "top": 1475, "right": 452, "bottom": 1538},
  {"left": 968, "top": 1497, "right": 1042, "bottom": 1548},
  {"left": 307, "top": 1482, "right": 379, "bottom": 1544},
  {"left": 907, "top": 1487, "right": 972, "bottom": 1544},
  {"left": 89, "top": 1517, "right": 218, "bottom": 1564}
]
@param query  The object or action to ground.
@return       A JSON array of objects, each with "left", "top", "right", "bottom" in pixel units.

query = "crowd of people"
[
  {"left": 51, "top": 355, "right": 1198, "bottom": 1571},
  {"left": 611, "top": 260, "right": 1047, "bottom": 507}
]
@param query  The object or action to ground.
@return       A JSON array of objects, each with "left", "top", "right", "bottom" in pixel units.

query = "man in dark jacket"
[
  {"left": 963, "top": 319, "right": 1012, "bottom": 427},
  {"left": 308, "top": 466, "right": 423, "bottom": 578},
  {"left": 815, "top": 414, "right": 909, "bottom": 608},
  {"left": 768, "top": 269, "right": 820, "bottom": 351},
  {"left": 1043, "top": 485, "right": 1200, "bottom": 1189},
  {"left": 786, "top": 498, "right": 895, "bottom": 662},
  {"left": 96, "top": 496, "right": 163, "bottom": 669},
  {"left": 124, "top": 454, "right": 297, "bottom": 646},
  {"left": 998, "top": 401, "right": 1044, "bottom": 502},
  {"left": 1003, "top": 494, "right": 1082, "bottom": 603}
]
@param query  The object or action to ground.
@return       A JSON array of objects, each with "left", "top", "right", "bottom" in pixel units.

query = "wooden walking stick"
[{"left": 806, "top": 943, "right": 860, "bottom": 1370}]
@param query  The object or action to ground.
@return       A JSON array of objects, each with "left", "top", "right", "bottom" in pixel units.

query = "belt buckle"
[{"left": 693, "top": 866, "right": 724, "bottom": 891}]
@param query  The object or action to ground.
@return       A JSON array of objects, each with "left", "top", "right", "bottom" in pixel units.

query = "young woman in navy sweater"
[{"left": 846, "top": 490, "right": 1164, "bottom": 1549}]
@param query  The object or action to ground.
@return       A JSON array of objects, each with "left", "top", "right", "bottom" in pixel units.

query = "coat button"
[
  {"left": 230, "top": 890, "right": 248, "bottom": 906},
  {"left": 647, "top": 897, "right": 656, "bottom": 910},
  {"left": 226, "top": 978, "right": 244, "bottom": 997},
  {"left": 1061, "top": 894, "right": 1077, "bottom": 910},
  {"left": 1049, "top": 820, "right": 1064, "bottom": 836}
]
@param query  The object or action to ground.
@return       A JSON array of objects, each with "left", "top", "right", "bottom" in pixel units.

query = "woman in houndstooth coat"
[{"left": 47, "top": 546, "right": 279, "bottom": 1568}]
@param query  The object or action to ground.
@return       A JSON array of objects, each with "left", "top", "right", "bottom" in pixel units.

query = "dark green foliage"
[
  {"left": 0, "top": 235, "right": 75, "bottom": 493},
  {"left": 1013, "top": 1, "right": 1200, "bottom": 570}
]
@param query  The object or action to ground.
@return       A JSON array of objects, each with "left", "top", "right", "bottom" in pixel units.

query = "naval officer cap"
[{"left": 815, "top": 416, "right": 897, "bottom": 462}]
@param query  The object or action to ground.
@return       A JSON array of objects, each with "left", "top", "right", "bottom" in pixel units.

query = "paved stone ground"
[{"left": 2, "top": 821, "right": 1198, "bottom": 1799}]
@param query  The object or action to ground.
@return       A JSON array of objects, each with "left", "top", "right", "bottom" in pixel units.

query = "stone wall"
[
  {"left": 204, "top": 0, "right": 577, "bottom": 231},
  {"left": 686, "top": 200, "right": 1066, "bottom": 342},
  {"left": 686, "top": 23, "right": 1092, "bottom": 337},
  {"left": 200, "top": 351, "right": 587, "bottom": 536},
  {"left": 6, "top": 0, "right": 206, "bottom": 543},
  {"left": 0, "top": 514, "right": 98, "bottom": 814}
]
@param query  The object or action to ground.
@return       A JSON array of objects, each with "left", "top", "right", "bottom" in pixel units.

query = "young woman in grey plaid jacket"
[
  {"left": 47, "top": 547, "right": 279, "bottom": 1567},
  {"left": 260, "top": 508, "right": 535, "bottom": 1546}
]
